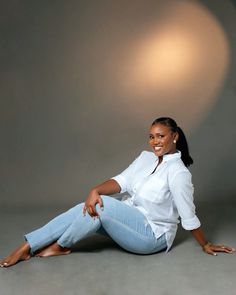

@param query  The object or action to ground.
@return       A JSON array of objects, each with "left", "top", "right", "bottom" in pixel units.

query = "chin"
[{"left": 153, "top": 150, "right": 163, "bottom": 157}]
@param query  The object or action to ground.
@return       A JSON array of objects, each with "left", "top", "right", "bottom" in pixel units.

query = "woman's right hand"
[{"left": 83, "top": 189, "right": 104, "bottom": 218}]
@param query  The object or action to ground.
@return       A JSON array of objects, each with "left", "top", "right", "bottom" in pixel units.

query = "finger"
[
  {"left": 222, "top": 246, "right": 235, "bottom": 252},
  {"left": 88, "top": 206, "right": 94, "bottom": 216},
  {"left": 88, "top": 205, "right": 99, "bottom": 218},
  {"left": 98, "top": 198, "right": 104, "bottom": 210},
  {"left": 216, "top": 244, "right": 231, "bottom": 250},
  {"left": 205, "top": 248, "right": 217, "bottom": 256},
  {"left": 88, "top": 205, "right": 96, "bottom": 217},
  {"left": 216, "top": 247, "right": 235, "bottom": 254},
  {"left": 90, "top": 204, "right": 100, "bottom": 217},
  {"left": 83, "top": 206, "right": 87, "bottom": 216},
  {"left": 213, "top": 245, "right": 235, "bottom": 253},
  {"left": 224, "top": 249, "right": 235, "bottom": 254}
]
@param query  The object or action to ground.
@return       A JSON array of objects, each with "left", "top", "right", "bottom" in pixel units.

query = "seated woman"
[{"left": 0, "top": 117, "right": 234, "bottom": 268}]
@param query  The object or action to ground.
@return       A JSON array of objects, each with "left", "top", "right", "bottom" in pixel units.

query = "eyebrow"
[{"left": 149, "top": 132, "right": 164, "bottom": 136}]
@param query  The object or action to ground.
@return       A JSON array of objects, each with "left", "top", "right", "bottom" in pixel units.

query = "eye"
[
  {"left": 158, "top": 135, "right": 164, "bottom": 138},
  {"left": 149, "top": 135, "right": 154, "bottom": 139}
]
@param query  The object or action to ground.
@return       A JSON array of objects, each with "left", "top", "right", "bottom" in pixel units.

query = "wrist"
[
  {"left": 91, "top": 188, "right": 99, "bottom": 195},
  {"left": 202, "top": 241, "right": 212, "bottom": 251}
]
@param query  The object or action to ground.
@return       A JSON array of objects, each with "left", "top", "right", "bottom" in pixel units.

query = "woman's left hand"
[{"left": 203, "top": 242, "right": 235, "bottom": 256}]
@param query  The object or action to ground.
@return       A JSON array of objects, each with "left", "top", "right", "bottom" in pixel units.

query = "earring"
[{"left": 173, "top": 140, "right": 177, "bottom": 144}]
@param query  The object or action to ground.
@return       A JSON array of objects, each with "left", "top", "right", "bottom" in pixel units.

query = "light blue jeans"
[{"left": 25, "top": 196, "right": 167, "bottom": 255}]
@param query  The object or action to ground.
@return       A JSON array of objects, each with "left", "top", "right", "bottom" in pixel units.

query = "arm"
[
  {"left": 191, "top": 227, "right": 235, "bottom": 256},
  {"left": 84, "top": 152, "right": 143, "bottom": 218},
  {"left": 169, "top": 170, "right": 235, "bottom": 255},
  {"left": 83, "top": 179, "right": 121, "bottom": 217}
]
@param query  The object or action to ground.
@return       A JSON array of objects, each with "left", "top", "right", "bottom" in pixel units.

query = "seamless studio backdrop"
[
  {"left": 1, "top": 0, "right": 236, "bottom": 211},
  {"left": 1, "top": 1, "right": 236, "bottom": 295}
]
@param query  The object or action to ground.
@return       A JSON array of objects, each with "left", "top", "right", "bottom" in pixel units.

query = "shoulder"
[
  {"left": 139, "top": 150, "right": 156, "bottom": 160},
  {"left": 167, "top": 159, "right": 192, "bottom": 183}
]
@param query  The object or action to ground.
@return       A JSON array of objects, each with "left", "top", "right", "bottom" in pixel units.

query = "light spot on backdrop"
[
  {"left": 65, "top": 0, "right": 230, "bottom": 132},
  {"left": 115, "top": 0, "right": 230, "bottom": 130}
]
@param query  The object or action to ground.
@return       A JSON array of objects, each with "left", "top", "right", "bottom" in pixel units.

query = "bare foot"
[
  {"left": 0, "top": 242, "right": 31, "bottom": 268},
  {"left": 36, "top": 242, "right": 71, "bottom": 257}
]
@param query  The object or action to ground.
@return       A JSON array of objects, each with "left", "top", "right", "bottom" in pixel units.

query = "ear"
[{"left": 174, "top": 132, "right": 179, "bottom": 142}]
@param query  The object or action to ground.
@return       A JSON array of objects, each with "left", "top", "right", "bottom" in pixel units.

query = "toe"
[
  {"left": 0, "top": 260, "right": 7, "bottom": 267},
  {"left": 0, "top": 261, "right": 9, "bottom": 268}
]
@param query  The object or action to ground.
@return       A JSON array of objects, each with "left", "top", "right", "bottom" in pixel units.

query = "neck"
[{"left": 158, "top": 156, "right": 163, "bottom": 166}]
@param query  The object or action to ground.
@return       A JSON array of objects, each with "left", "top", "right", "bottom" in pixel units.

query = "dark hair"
[{"left": 151, "top": 117, "right": 193, "bottom": 167}]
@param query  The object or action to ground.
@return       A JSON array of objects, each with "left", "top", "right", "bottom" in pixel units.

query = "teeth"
[{"left": 154, "top": 146, "right": 162, "bottom": 151}]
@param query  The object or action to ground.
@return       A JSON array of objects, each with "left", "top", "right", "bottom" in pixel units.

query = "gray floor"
[{"left": 0, "top": 201, "right": 236, "bottom": 295}]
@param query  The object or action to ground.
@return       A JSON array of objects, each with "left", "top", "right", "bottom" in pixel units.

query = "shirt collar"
[{"left": 154, "top": 150, "right": 181, "bottom": 163}]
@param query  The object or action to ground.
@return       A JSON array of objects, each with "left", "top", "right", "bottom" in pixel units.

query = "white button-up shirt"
[{"left": 112, "top": 150, "right": 201, "bottom": 251}]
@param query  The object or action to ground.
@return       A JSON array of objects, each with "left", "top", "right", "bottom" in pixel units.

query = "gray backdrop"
[{"left": 1, "top": 0, "right": 236, "bottom": 207}]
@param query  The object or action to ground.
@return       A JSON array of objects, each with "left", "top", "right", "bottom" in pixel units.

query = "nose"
[{"left": 153, "top": 137, "right": 159, "bottom": 144}]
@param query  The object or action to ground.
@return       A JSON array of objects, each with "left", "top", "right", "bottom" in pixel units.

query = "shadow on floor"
[{"left": 71, "top": 235, "right": 119, "bottom": 253}]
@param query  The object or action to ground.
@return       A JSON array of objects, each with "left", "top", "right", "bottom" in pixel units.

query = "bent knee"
[
  {"left": 100, "top": 195, "right": 115, "bottom": 207},
  {"left": 96, "top": 196, "right": 116, "bottom": 217}
]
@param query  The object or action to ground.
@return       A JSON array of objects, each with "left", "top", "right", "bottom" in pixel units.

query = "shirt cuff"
[
  {"left": 181, "top": 215, "right": 201, "bottom": 230},
  {"left": 111, "top": 175, "right": 127, "bottom": 193}
]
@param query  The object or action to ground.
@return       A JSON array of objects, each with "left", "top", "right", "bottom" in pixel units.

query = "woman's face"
[{"left": 148, "top": 123, "right": 178, "bottom": 158}]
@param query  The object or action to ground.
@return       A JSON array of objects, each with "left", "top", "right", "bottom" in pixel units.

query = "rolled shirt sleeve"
[
  {"left": 169, "top": 170, "right": 201, "bottom": 230},
  {"left": 111, "top": 174, "right": 128, "bottom": 193},
  {"left": 111, "top": 152, "right": 143, "bottom": 193}
]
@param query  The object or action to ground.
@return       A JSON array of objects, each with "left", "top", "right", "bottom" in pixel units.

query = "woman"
[{"left": 1, "top": 117, "right": 234, "bottom": 267}]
